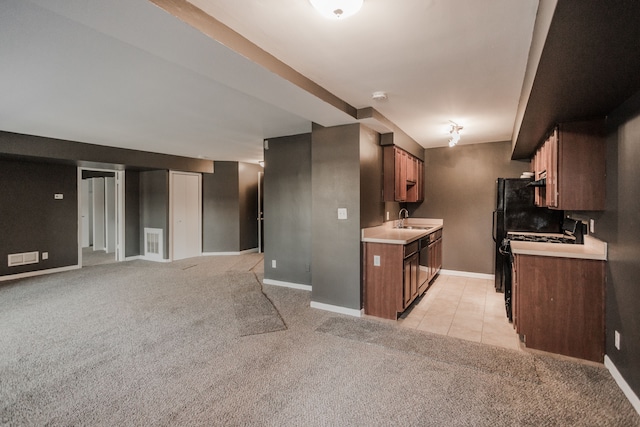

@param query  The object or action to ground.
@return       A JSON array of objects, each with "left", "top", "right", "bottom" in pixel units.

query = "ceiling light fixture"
[
  {"left": 448, "top": 121, "right": 463, "bottom": 147},
  {"left": 372, "top": 91, "right": 387, "bottom": 101},
  {"left": 309, "top": 0, "right": 363, "bottom": 19}
]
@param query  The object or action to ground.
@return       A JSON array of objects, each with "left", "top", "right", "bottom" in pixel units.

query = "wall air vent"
[
  {"left": 8, "top": 251, "right": 39, "bottom": 267},
  {"left": 144, "top": 228, "right": 164, "bottom": 261}
]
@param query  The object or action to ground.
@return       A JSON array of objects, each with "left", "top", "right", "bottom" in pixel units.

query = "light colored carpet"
[{"left": 0, "top": 254, "right": 638, "bottom": 426}]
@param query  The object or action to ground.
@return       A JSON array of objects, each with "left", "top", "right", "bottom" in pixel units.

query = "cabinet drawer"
[{"left": 404, "top": 241, "right": 419, "bottom": 257}]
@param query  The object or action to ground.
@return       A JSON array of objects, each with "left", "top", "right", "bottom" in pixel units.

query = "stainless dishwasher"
[{"left": 418, "top": 235, "right": 430, "bottom": 293}]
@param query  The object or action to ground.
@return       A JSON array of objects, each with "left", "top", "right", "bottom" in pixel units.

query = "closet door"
[{"left": 171, "top": 172, "right": 201, "bottom": 260}]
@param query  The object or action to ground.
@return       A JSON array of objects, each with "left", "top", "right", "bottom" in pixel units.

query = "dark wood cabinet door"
[{"left": 516, "top": 254, "right": 605, "bottom": 362}]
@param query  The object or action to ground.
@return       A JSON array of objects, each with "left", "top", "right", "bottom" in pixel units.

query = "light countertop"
[
  {"left": 510, "top": 235, "right": 607, "bottom": 260},
  {"left": 361, "top": 218, "right": 443, "bottom": 245}
]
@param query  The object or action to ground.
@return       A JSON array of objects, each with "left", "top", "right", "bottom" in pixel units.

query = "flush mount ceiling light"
[
  {"left": 448, "top": 121, "right": 463, "bottom": 147},
  {"left": 372, "top": 91, "right": 387, "bottom": 101},
  {"left": 309, "top": 0, "right": 363, "bottom": 19}
]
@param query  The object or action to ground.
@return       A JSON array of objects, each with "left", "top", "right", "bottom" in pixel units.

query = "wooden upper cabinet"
[
  {"left": 531, "top": 120, "right": 605, "bottom": 211},
  {"left": 384, "top": 146, "right": 424, "bottom": 203}
]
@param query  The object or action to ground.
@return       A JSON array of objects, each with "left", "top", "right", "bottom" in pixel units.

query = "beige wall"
[{"left": 411, "top": 141, "right": 529, "bottom": 275}]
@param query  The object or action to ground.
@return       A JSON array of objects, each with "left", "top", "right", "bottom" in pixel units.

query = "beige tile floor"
[{"left": 398, "top": 274, "right": 522, "bottom": 351}]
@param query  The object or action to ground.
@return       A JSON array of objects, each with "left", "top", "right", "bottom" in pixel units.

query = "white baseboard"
[
  {"left": 201, "top": 248, "right": 259, "bottom": 256},
  {"left": 310, "top": 301, "right": 363, "bottom": 317},
  {"left": 605, "top": 355, "right": 640, "bottom": 415},
  {"left": 0, "top": 265, "right": 81, "bottom": 282},
  {"left": 263, "top": 278, "right": 312, "bottom": 291},
  {"left": 139, "top": 256, "right": 171, "bottom": 263},
  {"left": 439, "top": 269, "right": 495, "bottom": 280}
]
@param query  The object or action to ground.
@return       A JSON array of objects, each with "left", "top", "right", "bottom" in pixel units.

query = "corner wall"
[
  {"left": 139, "top": 170, "right": 169, "bottom": 259},
  {"left": 263, "top": 133, "right": 312, "bottom": 285},
  {"left": 202, "top": 162, "right": 240, "bottom": 252},
  {"left": 597, "top": 93, "right": 640, "bottom": 400},
  {"left": 0, "top": 159, "right": 78, "bottom": 276},
  {"left": 412, "top": 141, "right": 528, "bottom": 274},
  {"left": 125, "top": 170, "right": 140, "bottom": 258},
  {"left": 311, "top": 124, "right": 362, "bottom": 310}
]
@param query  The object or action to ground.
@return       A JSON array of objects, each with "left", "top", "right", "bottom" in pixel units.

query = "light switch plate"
[
  {"left": 373, "top": 255, "right": 381, "bottom": 266},
  {"left": 54, "top": 193, "right": 64, "bottom": 200},
  {"left": 337, "top": 208, "right": 348, "bottom": 220}
]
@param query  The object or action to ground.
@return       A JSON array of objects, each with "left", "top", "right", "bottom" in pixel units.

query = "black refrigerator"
[{"left": 492, "top": 178, "right": 564, "bottom": 293}]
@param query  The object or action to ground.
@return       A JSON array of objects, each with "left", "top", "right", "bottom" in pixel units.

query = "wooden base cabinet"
[
  {"left": 363, "top": 241, "right": 419, "bottom": 320},
  {"left": 512, "top": 254, "right": 605, "bottom": 362}
]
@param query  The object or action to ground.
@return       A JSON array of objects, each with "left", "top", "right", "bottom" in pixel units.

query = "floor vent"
[
  {"left": 144, "top": 228, "right": 164, "bottom": 261},
  {"left": 8, "top": 251, "right": 39, "bottom": 267}
]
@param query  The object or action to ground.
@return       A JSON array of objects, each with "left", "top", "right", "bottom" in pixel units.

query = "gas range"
[{"left": 507, "top": 231, "right": 576, "bottom": 244}]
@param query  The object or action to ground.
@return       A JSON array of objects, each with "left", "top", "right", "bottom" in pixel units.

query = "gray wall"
[
  {"left": 360, "top": 126, "right": 385, "bottom": 228},
  {"left": 0, "top": 131, "right": 213, "bottom": 173},
  {"left": 140, "top": 170, "right": 169, "bottom": 259},
  {"left": 596, "top": 92, "right": 640, "bottom": 397},
  {"left": 412, "top": 141, "right": 528, "bottom": 274},
  {"left": 311, "top": 124, "right": 362, "bottom": 310},
  {"left": 0, "top": 159, "right": 78, "bottom": 276},
  {"left": 125, "top": 170, "right": 140, "bottom": 257},
  {"left": 202, "top": 162, "right": 240, "bottom": 252},
  {"left": 238, "top": 162, "right": 261, "bottom": 251},
  {"left": 263, "top": 133, "right": 312, "bottom": 285}
]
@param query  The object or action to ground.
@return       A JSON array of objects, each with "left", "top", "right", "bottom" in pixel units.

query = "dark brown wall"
[
  {"left": 597, "top": 92, "right": 640, "bottom": 397},
  {"left": 0, "top": 159, "right": 78, "bottom": 275},
  {"left": 412, "top": 141, "right": 529, "bottom": 274}
]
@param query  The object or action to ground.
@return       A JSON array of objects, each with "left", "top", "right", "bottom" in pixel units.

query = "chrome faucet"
[{"left": 398, "top": 208, "right": 409, "bottom": 228}]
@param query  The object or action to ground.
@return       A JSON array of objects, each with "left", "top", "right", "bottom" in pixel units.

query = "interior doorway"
[
  {"left": 78, "top": 168, "right": 125, "bottom": 266},
  {"left": 258, "top": 171, "right": 264, "bottom": 253},
  {"left": 170, "top": 171, "right": 202, "bottom": 261}
]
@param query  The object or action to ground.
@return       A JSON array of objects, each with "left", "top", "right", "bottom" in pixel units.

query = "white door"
[
  {"left": 171, "top": 172, "right": 201, "bottom": 260},
  {"left": 93, "top": 177, "right": 105, "bottom": 251},
  {"left": 105, "top": 177, "right": 116, "bottom": 253},
  {"left": 81, "top": 180, "right": 90, "bottom": 247}
]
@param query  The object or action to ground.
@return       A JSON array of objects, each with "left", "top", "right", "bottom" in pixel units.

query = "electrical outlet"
[
  {"left": 386, "top": 211, "right": 389, "bottom": 221},
  {"left": 337, "top": 208, "right": 348, "bottom": 220},
  {"left": 272, "top": 260, "right": 276, "bottom": 269},
  {"left": 54, "top": 193, "right": 63, "bottom": 200},
  {"left": 373, "top": 255, "right": 381, "bottom": 267},
  {"left": 615, "top": 330, "right": 621, "bottom": 350},
  {"left": 590, "top": 219, "right": 595, "bottom": 234},
  {"left": 42, "top": 252, "right": 48, "bottom": 260}
]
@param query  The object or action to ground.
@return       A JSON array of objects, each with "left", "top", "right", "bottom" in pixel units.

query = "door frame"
[
  {"left": 258, "top": 171, "right": 264, "bottom": 254},
  {"left": 77, "top": 168, "right": 125, "bottom": 266},
  {"left": 169, "top": 170, "right": 202, "bottom": 261}
]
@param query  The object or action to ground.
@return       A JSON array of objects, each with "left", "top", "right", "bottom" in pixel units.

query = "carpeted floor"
[{"left": 0, "top": 254, "right": 638, "bottom": 426}]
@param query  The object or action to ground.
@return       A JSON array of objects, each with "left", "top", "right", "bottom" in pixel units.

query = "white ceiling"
[{"left": 0, "top": 0, "right": 540, "bottom": 164}]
